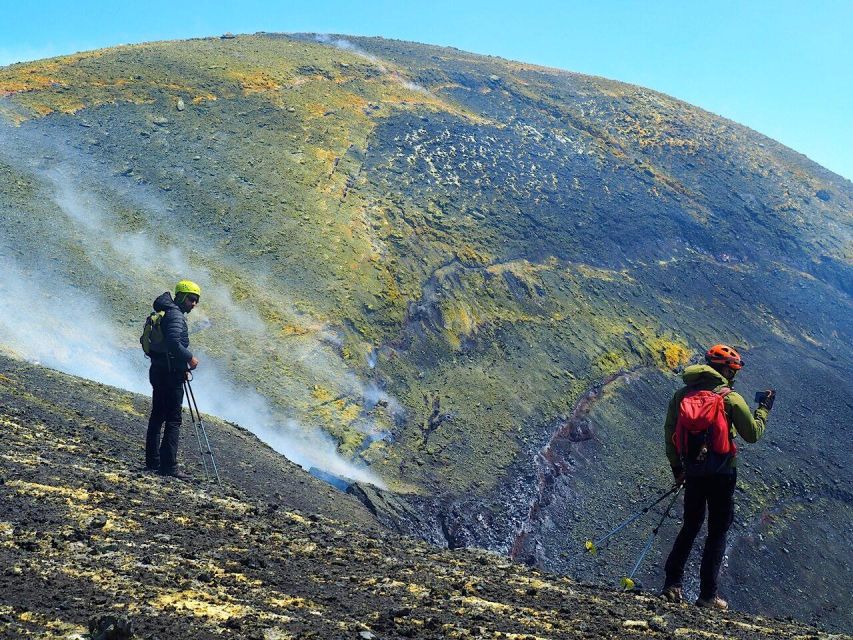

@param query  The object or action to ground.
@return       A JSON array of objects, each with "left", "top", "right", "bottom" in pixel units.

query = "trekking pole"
[
  {"left": 184, "top": 372, "right": 222, "bottom": 488},
  {"left": 620, "top": 485, "right": 683, "bottom": 591},
  {"left": 183, "top": 377, "right": 211, "bottom": 482},
  {"left": 585, "top": 483, "right": 681, "bottom": 554}
]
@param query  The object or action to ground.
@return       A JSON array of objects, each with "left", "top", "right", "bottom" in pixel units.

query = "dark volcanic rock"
[{"left": 0, "top": 354, "right": 843, "bottom": 639}]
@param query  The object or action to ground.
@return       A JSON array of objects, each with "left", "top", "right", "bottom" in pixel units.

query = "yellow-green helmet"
[{"left": 175, "top": 279, "right": 201, "bottom": 299}]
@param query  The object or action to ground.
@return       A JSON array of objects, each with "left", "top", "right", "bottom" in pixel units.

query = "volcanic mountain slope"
[
  {"left": 0, "top": 354, "right": 847, "bottom": 640},
  {"left": 0, "top": 33, "right": 851, "bottom": 630}
]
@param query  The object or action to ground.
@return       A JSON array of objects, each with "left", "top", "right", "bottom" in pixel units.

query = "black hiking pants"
[
  {"left": 664, "top": 471, "right": 736, "bottom": 599},
  {"left": 145, "top": 365, "right": 185, "bottom": 473}
]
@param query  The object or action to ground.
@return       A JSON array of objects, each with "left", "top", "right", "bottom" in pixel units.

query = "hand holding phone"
[{"left": 754, "top": 390, "right": 776, "bottom": 410}]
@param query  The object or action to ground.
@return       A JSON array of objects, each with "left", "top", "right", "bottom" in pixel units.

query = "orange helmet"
[{"left": 705, "top": 344, "right": 744, "bottom": 370}]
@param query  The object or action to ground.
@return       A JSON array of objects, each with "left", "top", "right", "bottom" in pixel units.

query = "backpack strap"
[
  {"left": 714, "top": 385, "right": 737, "bottom": 453},
  {"left": 714, "top": 385, "right": 732, "bottom": 414}
]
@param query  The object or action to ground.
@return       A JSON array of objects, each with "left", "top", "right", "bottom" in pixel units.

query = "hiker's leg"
[
  {"left": 145, "top": 367, "right": 166, "bottom": 468},
  {"left": 158, "top": 372, "right": 185, "bottom": 474},
  {"left": 699, "top": 471, "right": 737, "bottom": 599},
  {"left": 664, "top": 478, "right": 706, "bottom": 587}
]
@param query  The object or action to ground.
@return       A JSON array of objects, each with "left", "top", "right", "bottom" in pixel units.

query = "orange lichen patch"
[
  {"left": 379, "top": 88, "right": 464, "bottom": 118},
  {"left": 0, "top": 49, "right": 107, "bottom": 91},
  {"left": 337, "top": 91, "right": 369, "bottom": 113},
  {"left": 305, "top": 101, "right": 330, "bottom": 119},
  {"left": 294, "top": 89, "right": 374, "bottom": 125},
  {"left": 30, "top": 103, "right": 55, "bottom": 116},
  {"left": 2, "top": 79, "right": 215, "bottom": 123},
  {"left": 2, "top": 44, "right": 229, "bottom": 122},
  {"left": 313, "top": 147, "right": 337, "bottom": 163},
  {"left": 0, "top": 77, "right": 55, "bottom": 93},
  {"left": 370, "top": 77, "right": 493, "bottom": 125},
  {"left": 647, "top": 337, "right": 691, "bottom": 370},
  {"left": 87, "top": 78, "right": 130, "bottom": 88},
  {"left": 225, "top": 70, "right": 282, "bottom": 94},
  {"left": 280, "top": 323, "right": 311, "bottom": 337}
]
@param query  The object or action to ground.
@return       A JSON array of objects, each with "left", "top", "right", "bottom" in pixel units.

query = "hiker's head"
[
  {"left": 705, "top": 344, "right": 743, "bottom": 380},
  {"left": 175, "top": 280, "right": 201, "bottom": 313}
]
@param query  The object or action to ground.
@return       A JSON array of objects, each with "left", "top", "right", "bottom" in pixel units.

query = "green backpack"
[{"left": 140, "top": 310, "right": 166, "bottom": 356}]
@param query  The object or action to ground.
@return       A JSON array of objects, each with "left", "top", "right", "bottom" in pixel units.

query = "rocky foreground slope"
[{"left": 0, "top": 354, "right": 846, "bottom": 639}]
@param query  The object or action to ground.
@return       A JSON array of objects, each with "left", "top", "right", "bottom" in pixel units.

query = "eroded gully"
[{"left": 509, "top": 368, "right": 647, "bottom": 563}]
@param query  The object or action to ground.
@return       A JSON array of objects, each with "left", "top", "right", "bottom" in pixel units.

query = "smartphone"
[{"left": 755, "top": 390, "right": 776, "bottom": 409}]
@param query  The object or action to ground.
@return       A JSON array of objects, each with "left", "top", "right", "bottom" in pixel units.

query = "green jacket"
[{"left": 664, "top": 364, "right": 768, "bottom": 471}]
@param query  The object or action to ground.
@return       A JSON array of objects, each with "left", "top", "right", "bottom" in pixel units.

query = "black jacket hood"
[{"left": 153, "top": 291, "right": 180, "bottom": 313}]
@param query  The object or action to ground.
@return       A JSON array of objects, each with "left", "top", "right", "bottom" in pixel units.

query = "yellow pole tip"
[
  {"left": 584, "top": 540, "right": 597, "bottom": 554},
  {"left": 620, "top": 577, "right": 636, "bottom": 591}
]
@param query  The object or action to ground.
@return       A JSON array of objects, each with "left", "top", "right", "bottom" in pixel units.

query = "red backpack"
[{"left": 673, "top": 387, "right": 736, "bottom": 473}]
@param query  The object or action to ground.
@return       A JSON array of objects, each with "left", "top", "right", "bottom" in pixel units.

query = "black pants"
[
  {"left": 146, "top": 366, "right": 185, "bottom": 473},
  {"left": 664, "top": 471, "right": 736, "bottom": 599}
]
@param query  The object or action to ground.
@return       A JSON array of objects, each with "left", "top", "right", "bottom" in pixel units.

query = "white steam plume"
[
  {"left": 0, "top": 127, "right": 387, "bottom": 487},
  {"left": 314, "top": 34, "right": 387, "bottom": 71},
  {"left": 186, "top": 358, "right": 384, "bottom": 483},
  {"left": 0, "top": 255, "right": 148, "bottom": 393},
  {"left": 48, "top": 168, "right": 266, "bottom": 335},
  {"left": 314, "top": 34, "right": 430, "bottom": 94},
  {"left": 0, "top": 252, "right": 384, "bottom": 487}
]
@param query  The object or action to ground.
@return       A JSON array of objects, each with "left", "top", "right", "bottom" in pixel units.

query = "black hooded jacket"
[{"left": 150, "top": 291, "right": 193, "bottom": 366}]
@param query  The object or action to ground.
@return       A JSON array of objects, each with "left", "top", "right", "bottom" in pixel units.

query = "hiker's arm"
[
  {"left": 728, "top": 392, "right": 768, "bottom": 443},
  {"left": 664, "top": 395, "right": 680, "bottom": 470},
  {"left": 163, "top": 310, "right": 193, "bottom": 363}
]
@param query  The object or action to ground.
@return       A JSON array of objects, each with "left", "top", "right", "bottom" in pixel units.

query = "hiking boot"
[
  {"left": 143, "top": 465, "right": 159, "bottom": 473},
  {"left": 695, "top": 595, "right": 728, "bottom": 610},
  {"left": 661, "top": 585, "right": 683, "bottom": 603},
  {"left": 158, "top": 468, "right": 191, "bottom": 481}
]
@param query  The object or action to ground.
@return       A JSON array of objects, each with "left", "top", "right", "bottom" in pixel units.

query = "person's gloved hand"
[
  {"left": 759, "top": 389, "right": 775, "bottom": 411},
  {"left": 671, "top": 464, "right": 686, "bottom": 485}
]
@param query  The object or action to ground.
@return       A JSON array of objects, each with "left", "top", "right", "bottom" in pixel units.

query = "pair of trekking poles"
[
  {"left": 183, "top": 370, "right": 222, "bottom": 488},
  {"left": 585, "top": 481, "right": 683, "bottom": 590}
]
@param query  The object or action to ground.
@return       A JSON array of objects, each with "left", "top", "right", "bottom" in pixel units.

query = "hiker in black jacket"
[{"left": 145, "top": 280, "right": 201, "bottom": 479}]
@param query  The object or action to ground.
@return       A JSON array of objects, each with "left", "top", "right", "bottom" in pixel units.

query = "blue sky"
[{"left": 2, "top": 0, "right": 851, "bottom": 180}]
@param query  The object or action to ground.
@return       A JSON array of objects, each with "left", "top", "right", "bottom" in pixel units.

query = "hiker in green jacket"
[{"left": 661, "top": 344, "right": 774, "bottom": 610}]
